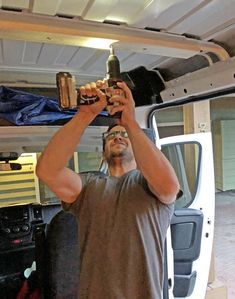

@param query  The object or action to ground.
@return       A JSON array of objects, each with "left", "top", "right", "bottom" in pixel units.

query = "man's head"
[{"left": 102, "top": 124, "right": 135, "bottom": 165}]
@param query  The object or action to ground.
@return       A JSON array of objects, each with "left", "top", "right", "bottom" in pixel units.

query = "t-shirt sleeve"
[
  {"left": 61, "top": 172, "right": 92, "bottom": 215},
  {"left": 141, "top": 171, "right": 183, "bottom": 206},
  {"left": 140, "top": 172, "right": 175, "bottom": 227}
]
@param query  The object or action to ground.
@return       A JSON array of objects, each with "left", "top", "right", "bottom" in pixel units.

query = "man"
[{"left": 36, "top": 80, "right": 180, "bottom": 299}]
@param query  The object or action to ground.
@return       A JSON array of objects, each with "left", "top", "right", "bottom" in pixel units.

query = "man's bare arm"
[
  {"left": 36, "top": 85, "right": 107, "bottom": 203},
  {"left": 109, "top": 82, "right": 180, "bottom": 205},
  {"left": 126, "top": 122, "right": 180, "bottom": 205}
]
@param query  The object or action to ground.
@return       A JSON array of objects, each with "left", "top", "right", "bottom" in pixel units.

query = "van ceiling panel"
[
  {"left": 0, "top": 0, "right": 234, "bottom": 86},
  {"left": 141, "top": 0, "right": 207, "bottom": 30},
  {"left": 181, "top": 2, "right": 235, "bottom": 38},
  {"left": 57, "top": 0, "right": 88, "bottom": 17},
  {"left": 1, "top": 0, "right": 29, "bottom": 10}
]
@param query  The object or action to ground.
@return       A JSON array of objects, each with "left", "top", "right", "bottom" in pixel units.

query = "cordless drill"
[{"left": 56, "top": 46, "right": 123, "bottom": 117}]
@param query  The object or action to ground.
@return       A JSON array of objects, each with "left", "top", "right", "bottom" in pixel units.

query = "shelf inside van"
[{"left": 0, "top": 126, "right": 107, "bottom": 153}]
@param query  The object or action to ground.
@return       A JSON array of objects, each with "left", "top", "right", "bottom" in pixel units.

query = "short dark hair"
[{"left": 102, "top": 123, "right": 120, "bottom": 151}]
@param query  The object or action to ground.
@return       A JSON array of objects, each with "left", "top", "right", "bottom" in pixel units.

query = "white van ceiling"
[{"left": 0, "top": 0, "right": 235, "bottom": 87}]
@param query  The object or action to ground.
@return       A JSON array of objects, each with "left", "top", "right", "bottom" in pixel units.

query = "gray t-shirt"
[{"left": 63, "top": 169, "right": 174, "bottom": 299}]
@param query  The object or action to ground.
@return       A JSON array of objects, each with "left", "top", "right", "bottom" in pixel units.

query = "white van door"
[{"left": 160, "top": 133, "right": 215, "bottom": 299}]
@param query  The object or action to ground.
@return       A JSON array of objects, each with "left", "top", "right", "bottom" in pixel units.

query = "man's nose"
[{"left": 114, "top": 133, "right": 123, "bottom": 140}]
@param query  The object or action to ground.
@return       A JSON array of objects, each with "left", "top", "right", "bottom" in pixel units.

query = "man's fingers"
[
  {"left": 109, "top": 94, "right": 128, "bottom": 106},
  {"left": 85, "top": 82, "right": 97, "bottom": 97},
  {"left": 108, "top": 105, "right": 124, "bottom": 116},
  {"left": 117, "top": 81, "right": 133, "bottom": 98},
  {"left": 96, "top": 80, "right": 106, "bottom": 89},
  {"left": 96, "top": 88, "right": 106, "bottom": 101},
  {"left": 79, "top": 82, "right": 97, "bottom": 97}
]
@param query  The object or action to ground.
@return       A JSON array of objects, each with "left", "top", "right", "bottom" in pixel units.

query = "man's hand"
[
  {"left": 79, "top": 81, "right": 107, "bottom": 116},
  {"left": 108, "top": 81, "right": 136, "bottom": 126},
  {"left": 79, "top": 80, "right": 136, "bottom": 127}
]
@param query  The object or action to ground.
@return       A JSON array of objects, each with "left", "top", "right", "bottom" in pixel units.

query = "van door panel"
[
  {"left": 171, "top": 209, "right": 203, "bottom": 297},
  {"left": 160, "top": 133, "right": 215, "bottom": 299}
]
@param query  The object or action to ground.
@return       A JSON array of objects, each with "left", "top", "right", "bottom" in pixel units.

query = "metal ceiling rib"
[
  {"left": 202, "top": 19, "right": 235, "bottom": 40},
  {"left": 0, "top": 0, "right": 234, "bottom": 86},
  {"left": 0, "top": 0, "right": 234, "bottom": 37},
  {"left": 0, "top": 10, "right": 229, "bottom": 58}
]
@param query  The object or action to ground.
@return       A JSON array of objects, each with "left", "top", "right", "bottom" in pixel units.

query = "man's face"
[{"left": 103, "top": 125, "right": 134, "bottom": 163}]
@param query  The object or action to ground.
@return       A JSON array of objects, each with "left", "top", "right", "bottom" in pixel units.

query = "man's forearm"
[
  {"left": 125, "top": 121, "right": 180, "bottom": 204},
  {"left": 37, "top": 111, "right": 95, "bottom": 175},
  {"left": 36, "top": 83, "right": 107, "bottom": 203}
]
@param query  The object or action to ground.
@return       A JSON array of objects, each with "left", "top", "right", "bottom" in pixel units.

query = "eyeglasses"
[{"left": 102, "top": 130, "right": 128, "bottom": 141}]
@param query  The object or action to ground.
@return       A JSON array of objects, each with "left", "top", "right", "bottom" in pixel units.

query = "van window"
[{"left": 161, "top": 142, "right": 201, "bottom": 209}]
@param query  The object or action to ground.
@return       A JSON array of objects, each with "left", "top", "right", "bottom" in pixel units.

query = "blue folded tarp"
[{"left": 0, "top": 86, "right": 108, "bottom": 125}]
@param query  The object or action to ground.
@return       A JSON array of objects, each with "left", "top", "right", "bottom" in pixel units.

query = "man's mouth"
[
  {"left": 113, "top": 141, "right": 126, "bottom": 146},
  {"left": 111, "top": 142, "right": 127, "bottom": 150}
]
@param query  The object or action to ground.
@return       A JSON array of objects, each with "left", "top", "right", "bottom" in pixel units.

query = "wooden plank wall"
[{"left": 213, "top": 120, "right": 235, "bottom": 191}]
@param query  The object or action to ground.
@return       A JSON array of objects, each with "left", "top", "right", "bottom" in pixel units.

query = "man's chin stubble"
[{"left": 107, "top": 151, "right": 133, "bottom": 165}]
